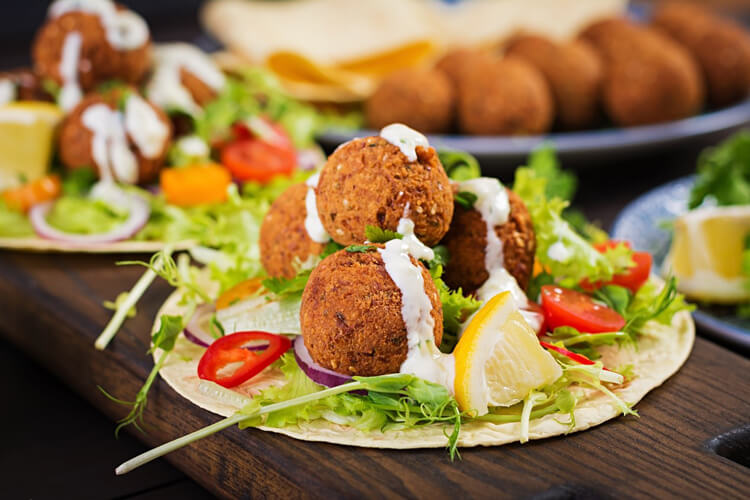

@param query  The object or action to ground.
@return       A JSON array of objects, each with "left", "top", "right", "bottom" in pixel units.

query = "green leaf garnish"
[
  {"left": 365, "top": 225, "right": 402, "bottom": 243},
  {"left": 345, "top": 245, "right": 377, "bottom": 253}
]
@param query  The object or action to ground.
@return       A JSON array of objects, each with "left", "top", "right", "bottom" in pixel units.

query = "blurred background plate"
[
  {"left": 318, "top": 98, "right": 750, "bottom": 175},
  {"left": 611, "top": 175, "right": 750, "bottom": 354}
]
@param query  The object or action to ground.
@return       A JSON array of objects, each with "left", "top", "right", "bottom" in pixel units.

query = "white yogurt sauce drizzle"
[
  {"left": 303, "top": 173, "right": 330, "bottom": 244},
  {"left": 58, "top": 32, "right": 83, "bottom": 111},
  {"left": 379, "top": 123, "right": 429, "bottom": 162},
  {"left": 146, "top": 43, "right": 226, "bottom": 115},
  {"left": 459, "top": 178, "right": 544, "bottom": 333},
  {"left": 379, "top": 217, "right": 455, "bottom": 391},
  {"left": 175, "top": 135, "right": 209, "bottom": 158},
  {"left": 49, "top": 0, "right": 149, "bottom": 50},
  {"left": 82, "top": 103, "right": 138, "bottom": 184},
  {"left": 0, "top": 79, "right": 17, "bottom": 106},
  {"left": 124, "top": 94, "right": 169, "bottom": 159}
]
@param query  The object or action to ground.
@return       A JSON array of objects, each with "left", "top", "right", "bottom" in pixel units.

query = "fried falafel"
[
  {"left": 580, "top": 18, "right": 704, "bottom": 126},
  {"left": 434, "top": 48, "right": 494, "bottom": 91},
  {"left": 652, "top": 2, "right": 750, "bottom": 107},
  {"left": 300, "top": 246, "right": 443, "bottom": 376},
  {"left": 259, "top": 182, "right": 327, "bottom": 279},
  {"left": 316, "top": 134, "right": 453, "bottom": 247},
  {"left": 442, "top": 187, "right": 536, "bottom": 293},
  {"left": 58, "top": 88, "right": 172, "bottom": 184},
  {"left": 505, "top": 35, "right": 604, "bottom": 130},
  {"left": 457, "top": 56, "right": 554, "bottom": 135},
  {"left": 32, "top": 1, "right": 151, "bottom": 110},
  {"left": 366, "top": 68, "right": 454, "bottom": 134}
]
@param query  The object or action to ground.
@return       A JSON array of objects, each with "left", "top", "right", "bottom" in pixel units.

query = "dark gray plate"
[
  {"left": 318, "top": 99, "right": 750, "bottom": 174},
  {"left": 611, "top": 176, "right": 750, "bottom": 353}
]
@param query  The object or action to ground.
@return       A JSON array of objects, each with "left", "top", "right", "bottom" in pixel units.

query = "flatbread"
[
  {"left": 154, "top": 274, "right": 695, "bottom": 449},
  {"left": 0, "top": 237, "right": 196, "bottom": 253}
]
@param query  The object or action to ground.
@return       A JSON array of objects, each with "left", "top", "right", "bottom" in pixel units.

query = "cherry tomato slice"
[
  {"left": 233, "top": 117, "right": 293, "bottom": 150},
  {"left": 540, "top": 285, "right": 626, "bottom": 334},
  {"left": 197, "top": 331, "right": 291, "bottom": 388},
  {"left": 221, "top": 138, "right": 296, "bottom": 183}
]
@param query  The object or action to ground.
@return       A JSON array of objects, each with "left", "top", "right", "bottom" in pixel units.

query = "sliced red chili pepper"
[
  {"left": 197, "top": 331, "right": 291, "bottom": 388},
  {"left": 540, "top": 341, "right": 595, "bottom": 365}
]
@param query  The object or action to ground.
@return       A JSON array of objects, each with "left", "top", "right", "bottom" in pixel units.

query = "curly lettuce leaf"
[
  {"left": 689, "top": 131, "right": 750, "bottom": 209},
  {"left": 45, "top": 196, "right": 129, "bottom": 234},
  {"left": 438, "top": 149, "right": 482, "bottom": 181},
  {"left": 513, "top": 166, "right": 631, "bottom": 287}
]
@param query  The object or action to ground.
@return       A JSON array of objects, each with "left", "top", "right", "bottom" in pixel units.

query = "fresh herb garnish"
[
  {"left": 345, "top": 244, "right": 377, "bottom": 253},
  {"left": 365, "top": 225, "right": 402, "bottom": 243},
  {"left": 438, "top": 149, "right": 481, "bottom": 181},
  {"left": 262, "top": 270, "right": 312, "bottom": 297},
  {"left": 689, "top": 130, "right": 750, "bottom": 209}
]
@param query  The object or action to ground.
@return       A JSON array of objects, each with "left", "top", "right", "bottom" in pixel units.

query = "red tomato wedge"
[
  {"left": 581, "top": 240, "right": 652, "bottom": 292},
  {"left": 197, "top": 331, "right": 291, "bottom": 388},
  {"left": 221, "top": 138, "right": 297, "bottom": 183},
  {"left": 540, "top": 285, "right": 626, "bottom": 334}
]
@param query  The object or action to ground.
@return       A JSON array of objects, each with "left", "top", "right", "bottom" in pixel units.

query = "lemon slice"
[
  {"left": 0, "top": 101, "right": 63, "bottom": 191},
  {"left": 454, "top": 291, "right": 562, "bottom": 416},
  {"left": 664, "top": 205, "right": 750, "bottom": 303}
]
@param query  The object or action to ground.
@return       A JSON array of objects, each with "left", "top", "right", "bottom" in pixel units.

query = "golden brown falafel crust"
[
  {"left": 259, "top": 183, "right": 326, "bottom": 279},
  {"left": 580, "top": 18, "right": 704, "bottom": 126},
  {"left": 652, "top": 3, "right": 750, "bottom": 107},
  {"left": 58, "top": 90, "right": 171, "bottom": 184},
  {"left": 179, "top": 68, "right": 217, "bottom": 108},
  {"left": 32, "top": 9, "right": 150, "bottom": 93},
  {"left": 434, "top": 48, "right": 493, "bottom": 90},
  {"left": 457, "top": 57, "right": 554, "bottom": 135},
  {"left": 366, "top": 68, "right": 455, "bottom": 134},
  {"left": 442, "top": 188, "right": 536, "bottom": 294},
  {"left": 505, "top": 35, "right": 604, "bottom": 130},
  {"left": 316, "top": 136, "right": 454, "bottom": 247},
  {"left": 300, "top": 246, "right": 443, "bottom": 376}
]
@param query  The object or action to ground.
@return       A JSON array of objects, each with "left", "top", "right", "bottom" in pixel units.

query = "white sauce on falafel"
[
  {"left": 124, "top": 94, "right": 169, "bottom": 159},
  {"left": 146, "top": 43, "right": 226, "bottom": 116},
  {"left": 379, "top": 123, "right": 429, "bottom": 162},
  {"left": 58, "top": 31, "right": 83, "bottom": 111},
  {"left": 304, "top": 172, "right": 330, "bottom": 244},
  {"left": 82, "top": 103, "right": 138, "bottom": 184},
  {"left": 458, "top": 178, "right": 544, "bottom": 334},
  {"left": 50, "top": 0, "right": 149, "bottom": 50},
  {"left": 379, "top": 217, "right": 455, "bottom": 391}
]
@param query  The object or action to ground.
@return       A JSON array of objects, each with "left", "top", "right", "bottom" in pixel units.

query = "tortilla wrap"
[
  {"left": 0, "top": 237, "right": 196, "bottom": 254},
  {"left": 154, "top": 275, "right": 694, "bottom": 449}
]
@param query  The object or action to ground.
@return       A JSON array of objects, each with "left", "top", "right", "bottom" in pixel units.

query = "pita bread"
[{"left": 154, "top": 273, "right": 695, "bottom": 449}]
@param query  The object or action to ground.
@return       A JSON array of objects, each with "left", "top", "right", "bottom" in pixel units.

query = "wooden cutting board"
[{"left": 0, "top": 250, "right": 748, "bottom": 499}]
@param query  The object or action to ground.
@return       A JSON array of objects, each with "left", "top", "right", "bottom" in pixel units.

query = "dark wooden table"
[{"left": 1, "top": 143, "right": 750, "bottom": 499}]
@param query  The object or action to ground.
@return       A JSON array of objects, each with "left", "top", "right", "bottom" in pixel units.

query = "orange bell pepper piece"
[
  {"left": 160, "top": 164, "right": 232, "bottom": 207},
  {"left": 2, "top": 174, "right": 61, "bottom": 212}
]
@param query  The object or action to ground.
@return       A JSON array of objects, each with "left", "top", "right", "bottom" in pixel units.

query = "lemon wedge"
[
  {"left": 664, "top": 205, "right": 750, "bottom": 303},
  {"left": 0, "top": 101, "right": 63, "bottom": 191},
  {"left": 453, "top": 291, "right": 562, "bottom": 416}
]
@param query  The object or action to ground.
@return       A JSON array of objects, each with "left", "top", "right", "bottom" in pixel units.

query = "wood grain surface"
[{"left": 0, "top": 244, "right": 748, "bottom": 499}]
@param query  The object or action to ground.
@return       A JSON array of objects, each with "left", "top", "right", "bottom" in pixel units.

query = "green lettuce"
[
  {"left": 689, "top": 130, "right": 750, "bottom": 209},
  {"left": 45, "top": 196, "right": 129, "bottom": 234},
  {"left": 0, "top": 201, "right": 34, "bottom": 237}
]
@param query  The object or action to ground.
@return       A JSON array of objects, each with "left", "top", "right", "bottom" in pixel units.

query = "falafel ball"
[
  {"left": 652, "top": 3, "right": 750, "bottom": 107},
  {"left": 434, "top": 48, "right": 494, "bottom": 90},
  {"left": 300, "top": 246, "right": 443, "bottom": 376},
  {"left": 316, "top": 135, "right": 454, "bottom": 247},
  {"left": 32, "top": 2, "right": 151, "bottom": 105},
  {"left": 505, "top": 35, "right": 604, "bottom": 130},
  {"left": 457, "top": 56, "right": 554, "bottom": 135},
  {"left": 366, "top": 68, "right": 454, "bottom": 133},
  {"left": 580, "top": 18, "right": 704, "bottom": 126},
  {"left": 259, "top": 183, "right": 327, "bottom": 279},
  {"left": 442, "top": 188, "right": 536, "bottom": 293},
  {"left": 0, "top": 69, "right": 54, "bottom": 103},
  {"left": 58, "top": 88, "right": 172, "bottom": 184}
]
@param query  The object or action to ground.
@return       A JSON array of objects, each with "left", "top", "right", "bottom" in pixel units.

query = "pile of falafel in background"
[{"left": 366, "top": 2, "right": 750, "bottom": 135}]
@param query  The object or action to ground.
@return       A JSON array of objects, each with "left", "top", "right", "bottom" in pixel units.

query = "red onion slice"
[
  {"left": 293, "top": 335, "right": 353, "bottom": 388},
  {"left": 184, "top": 303, "right": 269, "bottom": 351},
  {"left": 29, "top": 193, "right": 150, "bottom": 245}
]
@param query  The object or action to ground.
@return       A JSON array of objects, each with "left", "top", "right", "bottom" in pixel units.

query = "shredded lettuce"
[
  {"left": 689, "top": 130, "right": 750, "bottom": 209},
  {"left": 0, "top": 201, "right": 33, "bottom": 237}
]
